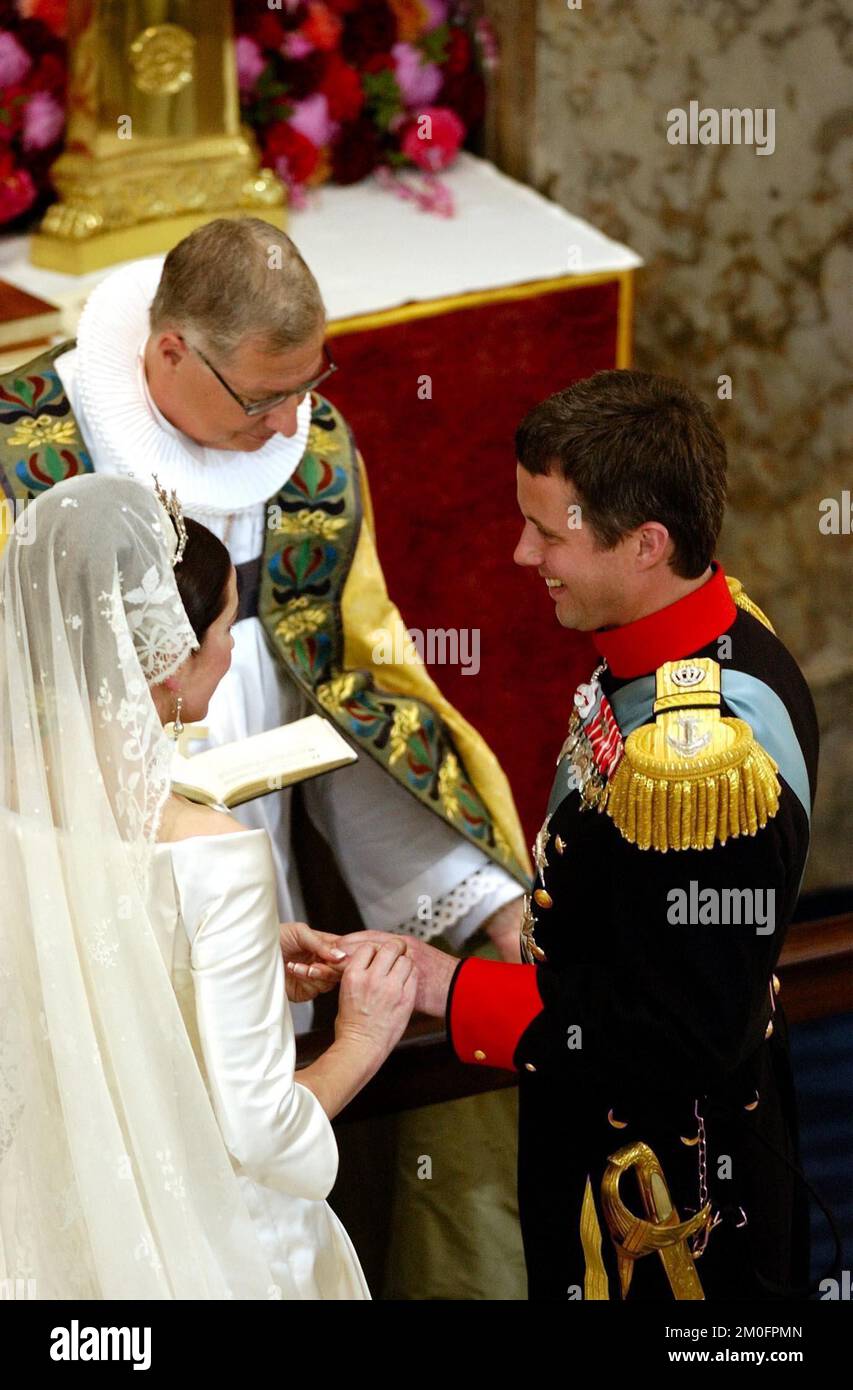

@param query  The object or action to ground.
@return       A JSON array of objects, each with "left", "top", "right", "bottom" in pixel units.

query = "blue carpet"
[{"left": 789, "top": 1011, "right": 853, "bottom": 1295}]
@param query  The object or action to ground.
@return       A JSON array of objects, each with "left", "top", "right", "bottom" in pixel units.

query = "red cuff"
[{"left": 448, "top": 958, "right": 543, "bottom": 1072}]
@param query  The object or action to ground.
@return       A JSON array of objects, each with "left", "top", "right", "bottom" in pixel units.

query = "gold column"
[
  {"left": 479, "top": 0, "right": 537, "bottom": 185},
  {"left": 30, "top": 0, "right": 284, "bottom": 274}
]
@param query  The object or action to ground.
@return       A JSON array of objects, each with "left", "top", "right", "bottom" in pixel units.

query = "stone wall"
[{"left": 533, "top": 0, "right": 851, "bottom": 888}]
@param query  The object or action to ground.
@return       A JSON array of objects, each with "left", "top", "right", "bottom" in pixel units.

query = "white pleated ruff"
[{"left": 67, "top": 255, "right": 313, "bottom": 516}]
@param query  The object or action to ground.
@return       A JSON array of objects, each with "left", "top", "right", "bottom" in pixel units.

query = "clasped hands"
[
  {"left": 280, "top": 921, "right": 457, "bottom": 1016},
  {"left": 282, "top": 896, "right": 523, "bottom": 1011}
]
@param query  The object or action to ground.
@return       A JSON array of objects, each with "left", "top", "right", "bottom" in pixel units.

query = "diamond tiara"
[{"left": 152, "top": 474, "right": 188, "bottom": 566}]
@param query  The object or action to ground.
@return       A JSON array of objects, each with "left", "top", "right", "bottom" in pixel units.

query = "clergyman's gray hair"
[{"left": 149, "top": 216, "right": 326, "bottom": 362}]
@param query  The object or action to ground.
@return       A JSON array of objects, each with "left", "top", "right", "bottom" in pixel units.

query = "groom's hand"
[
  {"left": 338, "top": 932, "right": 458, "bottom": 1018},
  {"left": 483, "top": 895, "right": 524, "bottom": 962}
]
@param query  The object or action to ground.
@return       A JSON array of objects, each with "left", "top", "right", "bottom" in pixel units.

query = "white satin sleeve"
[{"left": 168, "top": 829, "right": 339, "bottom": 1201}]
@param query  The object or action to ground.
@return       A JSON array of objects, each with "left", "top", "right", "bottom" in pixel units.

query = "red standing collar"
[{"left": 593, "top": 564, "right": 737, "bottom": 678}]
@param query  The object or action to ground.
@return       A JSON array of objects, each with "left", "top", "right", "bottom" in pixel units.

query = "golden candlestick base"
[{"left": 30, "top": 1, "right": 285, "bottom": 275}]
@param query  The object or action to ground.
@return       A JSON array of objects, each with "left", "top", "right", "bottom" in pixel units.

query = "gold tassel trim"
[
  {"left": 726, "top": 576, "right": 775, "bottom": 634},
  {"left": 604, "top": 718, "right": 781, "bottom": 852},
  {"left": 580, "top": 1176, "right": 611, "bottom": 1300}
]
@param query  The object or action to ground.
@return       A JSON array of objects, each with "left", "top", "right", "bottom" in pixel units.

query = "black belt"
[{"left": 235, "top": 555, "right": 263, "bottom": 622}]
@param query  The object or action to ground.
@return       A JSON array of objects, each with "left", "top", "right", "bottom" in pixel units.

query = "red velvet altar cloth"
[{"left": 327, "top": 278, "right": 623, "bottom": 847}]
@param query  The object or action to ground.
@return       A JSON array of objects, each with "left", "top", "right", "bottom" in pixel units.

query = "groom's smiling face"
[
  {"left": 146, "top": 325, "right": 326, "bottom": 452},
  {"left": 513, "top": 464, "right": 637, "bottom": 632}
]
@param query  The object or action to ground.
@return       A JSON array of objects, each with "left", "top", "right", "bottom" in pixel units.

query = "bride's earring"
[{"left": 172, "top": 694, "right": 184, "bottom": 741}]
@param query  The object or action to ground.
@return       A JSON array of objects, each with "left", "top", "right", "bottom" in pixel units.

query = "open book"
[{"left": 169, "top": 714, "right": 357, "bottom": 809}]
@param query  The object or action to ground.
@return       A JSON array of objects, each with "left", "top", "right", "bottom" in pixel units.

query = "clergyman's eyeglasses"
[{"left": 191, "top": 340, "right": 338, "bottom": 417}]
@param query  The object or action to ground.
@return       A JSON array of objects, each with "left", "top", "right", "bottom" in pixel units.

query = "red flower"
[
  {"left": 303, "top": 3, "right": 343, "bottom": 52},
  {"left": 0, "top": 147, "right": 14, "bottom": 178},
  {"left": 0, "top": 166, "right": 36, "bottom": 223},
  {"left": 0, "top": 84, "right": 27, "bottom": 139},
  {"left": 445, "top": 27, "right": 471, "bottom": 76},
  {"left": 280, "top": 50, "right": 329, "bottom": 100},
  {"left": 331, "top": 116, "right": 382, "bottom": 184},
  {"left": 400, "top": 105, "right": 464, "bottom": 171},
  {"left": 264, "top": 121, "right": 320, "bottom": 186},
  {"left": 362, "top": 52, "right": 396, "bottom": 74},
  {"left": 253, "top": 13, "right": 287, "bottom": 52},
  {"left": 28, "top": 51, "right": 66, "bottom": 95},
  {"left": 319, "top": 54, "right": 364, "bottom": 122},
  {"left": 340, "top": 3, "right": 397, "bottom": 65},
  {"left": 439, "top": 67, "right": 485, "bottom": 129},
  {"left": 18, "top": 0, "right": 67, "bottom": 38}
]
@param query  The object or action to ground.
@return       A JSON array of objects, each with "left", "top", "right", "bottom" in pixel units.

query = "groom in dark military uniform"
[{"left": 356, "top": 369, "right": 818, "bottom": 1300}]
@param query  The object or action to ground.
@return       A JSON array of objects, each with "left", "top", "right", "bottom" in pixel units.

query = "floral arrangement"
[
  {"left": 0, "top": 0, "right": 66, "bottom": 228},
  {"left": 235, "top": 0, "right": 497, "bottom": 214},
  {"left": 0, "top": 0, "right": 497, "bottom": 228}
]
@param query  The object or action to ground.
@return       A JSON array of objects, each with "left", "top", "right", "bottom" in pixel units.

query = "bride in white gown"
[{"left": 0, "top": 472, "right": 415, "bottom": 1300}]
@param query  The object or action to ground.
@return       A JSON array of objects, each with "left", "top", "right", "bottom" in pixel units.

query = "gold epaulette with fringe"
[
  {"left": 604, "top": 658, "right": 781, "bottom": 852},
  {"left": 726, "top": 576, "right": 775, "bottom": 633}
]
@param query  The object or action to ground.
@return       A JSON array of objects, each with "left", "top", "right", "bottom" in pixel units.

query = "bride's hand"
[{"left": 280, "top": 921, "right": 347, "bottom": 1003}]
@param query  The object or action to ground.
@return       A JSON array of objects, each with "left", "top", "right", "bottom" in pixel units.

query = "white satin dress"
[{"left": 148, "top": 826, "right": 370, "bottom": 1300}]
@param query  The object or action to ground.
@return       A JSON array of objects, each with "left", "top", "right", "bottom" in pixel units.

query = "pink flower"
[
  {"left": 401, "top": 105, "right": 464, "bottom": 171},
  {"left": 375, "top": 164, "right": 455, "bottom": 217},
  {"left": 0, "top": 167, "right": 36, "bottom": 223},
  {"left": 288, "top": 91, "right": 338, "bottom": 148},
  {"left": 422, "top": 0, "right": 449, "bottom": 28},
  {"left": 0, "top": 31, "right": 32, "bottom": 87},
  {"left": 283, "top": 32, "right": 315, "bottom": 60},
  {"left": 236, "top": 36, "right": 266, "bottom": 94},
  {"left": 22, "top": 90, "right": 64, "bottom": 151},
  {"left": 392, "top": 42, "right": 442, "bottom": 108}
]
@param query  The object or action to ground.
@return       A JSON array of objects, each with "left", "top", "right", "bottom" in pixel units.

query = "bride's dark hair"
[{"left": 175, "top": 517, "right": 233, "bottom": 643}]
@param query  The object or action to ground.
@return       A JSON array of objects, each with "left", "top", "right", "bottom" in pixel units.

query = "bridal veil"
[{"left": 0, "top": 473, "right": 282, "bottom": 1299}]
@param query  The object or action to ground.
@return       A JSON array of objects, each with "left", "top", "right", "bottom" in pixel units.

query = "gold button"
[
  {"left": 524, "top": 1062, "right": 537, "bottom": 1072},
  {"left": 608, "top": 1109, "right": 628, "bottom": 1129},
  {"left": 474, "top": 1049, "right": 486, "bottom": 1061},
  {"left": 554, "top": 835, "right": 566, "bottom": 854},
  {"left": 772, "top": 973, "right": 781, "bottom": 996},
  {"left": 680, "top": 1133, "right": 700, "bottom": 1146},
  {"left": 533, "top": 889, "right": 553, "bottom": 908},
  {"left": 744, "top": 1091, "right": 759, "bottom": 1111},
  {"left": 765, "top": 1019, "right": 774, "bottom": 1039}
]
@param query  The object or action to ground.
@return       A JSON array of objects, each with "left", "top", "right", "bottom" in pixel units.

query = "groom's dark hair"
[
  {"left": 176, "top": 518, "right": 232, "bottom": 643},
  {"left": 515, "top": 369, "right": 728, "bottom": 579}
]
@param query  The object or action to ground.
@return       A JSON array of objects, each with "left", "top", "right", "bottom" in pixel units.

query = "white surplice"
[{"left": 57, "top": 259, "right": 522, "bottom": 1030}]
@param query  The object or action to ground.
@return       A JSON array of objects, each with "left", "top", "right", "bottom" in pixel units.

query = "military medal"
[
  {"left": 532, "top": 816, "right": 551, "bottom": 874},
  {"left": 525, "top": 665, "right": 627, "bottom": 965},
  {"left": 520, "top": 893, "right": 546, "bottom": 963},
  {"left": 557, "top": 662, "right": 625, "bottom": 810}
]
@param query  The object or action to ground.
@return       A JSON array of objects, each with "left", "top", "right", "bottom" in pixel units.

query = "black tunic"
[{"left": 449, "top": 574, "right": 818, "bottom": 1301}]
